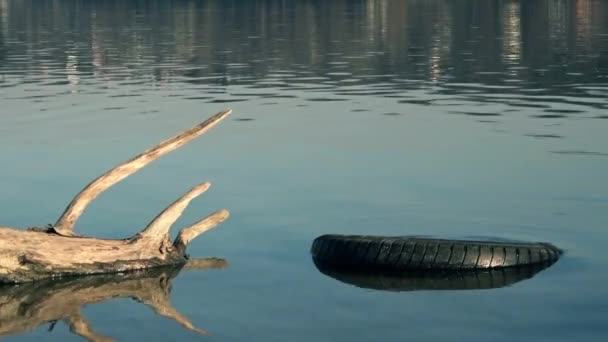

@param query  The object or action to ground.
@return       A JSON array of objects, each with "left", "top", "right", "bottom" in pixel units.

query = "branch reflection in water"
[{"left": 0, "top": 258, "right": 227, "bottom": 341}]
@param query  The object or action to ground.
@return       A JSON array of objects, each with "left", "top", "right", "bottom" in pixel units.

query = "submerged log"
[
  {"left": 0, "top": 110, "right": 232, "bottom": 283},
  {"left": 0, "top": 259, "right": 227, "bottom": 340}
]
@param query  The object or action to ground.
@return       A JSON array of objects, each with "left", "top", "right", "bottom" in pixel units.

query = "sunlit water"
[{"left": 1, "top": 0, "right": 607, "bottom": 341}]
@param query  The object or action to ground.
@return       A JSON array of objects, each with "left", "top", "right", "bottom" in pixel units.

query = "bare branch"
[
  {"left": 138, "top": 182, "right": 211, "bottom": 242},
  {"left": 173, "top": 210, "right": 230, "bottom": 253},
  {"left": 53, "top": 109, "right": 232, "bottom": 236}
]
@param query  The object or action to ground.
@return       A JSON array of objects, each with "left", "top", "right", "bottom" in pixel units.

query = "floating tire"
[{"left": 311, "top": 234, "right": 562, "bottom": 271}]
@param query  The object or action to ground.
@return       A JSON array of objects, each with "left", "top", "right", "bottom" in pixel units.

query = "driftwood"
[
  {"left": 0, "top": 110, "right": 232, "bottom": 283},
  {"left": 0, "top": 258, "right": 227, "bottom": 341}
]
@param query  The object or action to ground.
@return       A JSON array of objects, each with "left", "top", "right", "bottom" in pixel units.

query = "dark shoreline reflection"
[
  {"left": 0, "top": 258, "right": 227, "bottom": 340},
  {"left": 0, "top": 0, "right": 607, "bottom": 114}
]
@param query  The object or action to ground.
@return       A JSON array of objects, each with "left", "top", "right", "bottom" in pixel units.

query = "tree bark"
[{"left": 0, "top": 110, "right": 232, "bottom": 284}]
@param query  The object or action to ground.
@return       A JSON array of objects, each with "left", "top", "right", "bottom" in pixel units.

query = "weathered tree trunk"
[
  {"left": 0, "top": 110, "right": 232, "bottom": 284},
  {"left": 0, "top": 258, "right": 227, "bottom": 340}
]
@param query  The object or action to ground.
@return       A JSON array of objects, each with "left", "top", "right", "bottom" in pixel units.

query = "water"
[{"left": 0, "top": 0, "right": 607, "bottom": 340}]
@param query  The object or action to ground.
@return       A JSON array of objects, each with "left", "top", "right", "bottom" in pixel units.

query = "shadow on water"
[
  {"left": 0, "top": 258, "right": 227, "bottom": 341},
  {"left": 313, "top": 260, "right": 559, "bottom": 292}
]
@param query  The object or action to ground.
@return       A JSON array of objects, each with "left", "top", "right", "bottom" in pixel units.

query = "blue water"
[{"left": 1, "top": 0, "right": 607, "bottom": 341}]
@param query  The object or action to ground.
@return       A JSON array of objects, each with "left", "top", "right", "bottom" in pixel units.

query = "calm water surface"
[{"left": 1, "top": 0, "right": 607, "bottom": 341}]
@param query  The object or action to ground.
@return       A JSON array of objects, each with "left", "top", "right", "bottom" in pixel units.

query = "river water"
[{"left": 1, "top": 0, "right": 607, "bottom": 341}]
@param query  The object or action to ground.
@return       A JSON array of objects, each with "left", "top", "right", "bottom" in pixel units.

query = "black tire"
[
  {"left": 311, "top": 234, "right": 562, "bottom": 271},
  {"left": 313, "top": 261, "right": 556, "bottom": 291}
]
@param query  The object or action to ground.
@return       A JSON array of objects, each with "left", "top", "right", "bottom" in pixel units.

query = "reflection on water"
[
  {"left": 550, "top": 150, "right": 608, "bottom": 157},
  {"left": 0, "top": 0, "right": 607, "bottom": 117},
  {"left": 0, "top": 258, "right": 226, "bottom": 341},
  {"left": 313, "top": 261, "right": 559, "bottom": 292}
]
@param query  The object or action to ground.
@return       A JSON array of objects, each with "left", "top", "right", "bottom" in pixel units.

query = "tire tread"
[{"left": 311, "top": 234, "right": 561, "bottom": 271}]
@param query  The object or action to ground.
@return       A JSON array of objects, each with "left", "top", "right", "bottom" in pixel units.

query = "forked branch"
[
  {"left": 53, "top": 109, "right": 232, "bottom": 236},
  {"left": 0, "top": 110, "right": 233, "bottom": 284},
  {"left": 137, "top": 182, "right": 212, "bottom": 242}
]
